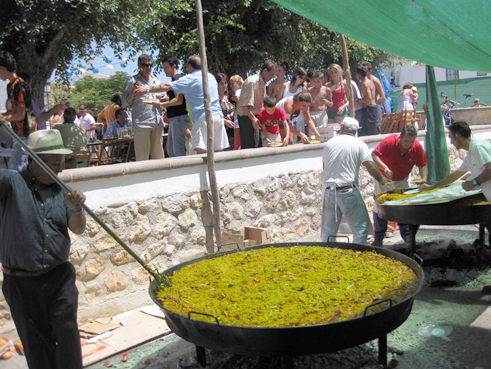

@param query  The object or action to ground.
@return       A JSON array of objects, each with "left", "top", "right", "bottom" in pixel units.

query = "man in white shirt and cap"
[{"left": 321, "top": 117, "right": 388, "bottom": 244}]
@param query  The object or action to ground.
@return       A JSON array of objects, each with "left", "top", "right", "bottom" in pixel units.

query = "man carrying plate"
[{"left": 371, "top": 125, "right": 428, "bottom": 246}]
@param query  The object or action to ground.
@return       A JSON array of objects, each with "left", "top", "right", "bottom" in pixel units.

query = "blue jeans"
[
  {"left": 8, "top": 137, "right": 29, "bottom": 172},
  {"left": 321, "top": 186, "right": 370, "bottom": 245},
  {"left": 373, "top": 212, "right": 409, "bottom": 240},
  {"left": 167, "top": 114, "right": 190, "bottom": 157}
]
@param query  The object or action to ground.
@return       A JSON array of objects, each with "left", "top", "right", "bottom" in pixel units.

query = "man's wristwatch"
[
  {"left": 472, "top": 179, "right": 480, "bottom": 187},
  {"left": 146, "top": 86, "right": 150, "bottom": 93}
]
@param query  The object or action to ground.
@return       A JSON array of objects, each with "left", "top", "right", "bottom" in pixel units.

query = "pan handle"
[
  {"left": 413, "top": 253, "right": 424, "bottom": 266},
  {"left": 188, "top": 311, "right": 220, "bottom": 325},
  {"left": 327, "top": 235, "right": 350, "bottom": 243},
  {"left": 363, "top": 298, "right": 392, "bottom": 317},
  {"left": 217, "top": 242, "right": 240, "bottom": 252},
  {"left": 0, "top": 124, "right": 160, "bottom": 281}
]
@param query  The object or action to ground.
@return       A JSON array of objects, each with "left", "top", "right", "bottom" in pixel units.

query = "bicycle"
[{"left": 440, "top": 92, "right": 473, "bottom": 126}]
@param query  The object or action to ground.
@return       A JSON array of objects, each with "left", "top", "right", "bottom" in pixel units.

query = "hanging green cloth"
[{"left": 425, "top": 65, "right": 450, "bottom": 184}]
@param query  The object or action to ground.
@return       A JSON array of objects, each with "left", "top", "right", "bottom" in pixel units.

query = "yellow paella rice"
[
  {"left": 156, "top": 246, "right": 418, "bottom": 327},
  {"left": 376, "top": 188, "right": 437, "bottom": 203}
]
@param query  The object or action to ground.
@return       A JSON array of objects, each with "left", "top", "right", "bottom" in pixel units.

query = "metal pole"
[{"left": 0, "top": 123, "right": 160, "bottom": 280}]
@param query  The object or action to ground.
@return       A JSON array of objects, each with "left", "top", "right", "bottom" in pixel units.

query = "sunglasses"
[
  {"left": 141, "top": 63, "right": 153, "bottom": 68},
  {"left": 297, "top": 75, "right": 305, "bottom": 79}
]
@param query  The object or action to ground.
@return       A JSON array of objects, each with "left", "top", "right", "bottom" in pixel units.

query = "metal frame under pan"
[
  {"left": 149, "top": 242, "right": 424, "bottom": 367},
  {"left": 378, "top": 191, "right": 491, "bottom": 255}
]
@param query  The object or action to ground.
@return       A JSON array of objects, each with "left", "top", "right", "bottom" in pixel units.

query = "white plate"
[
  {"left": 404, "top": 189, "right": 420, "bottom": 195},
  {"left": 408, "top": 194, "right": 436, "bottom": 203}
]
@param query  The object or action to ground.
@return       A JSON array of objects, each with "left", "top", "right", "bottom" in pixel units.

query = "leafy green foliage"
[{"left": 0, "top": 0, "right": 396, "bottom": 110}]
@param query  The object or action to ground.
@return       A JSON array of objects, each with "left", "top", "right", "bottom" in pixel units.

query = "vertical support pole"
[
  {"left": 195, "top": 0, "right": 221, "bottom": 252},
  {"left": 378, "top": 335, "right": 388, "bottom": 366},
  {"left": 339, "top": 33, "right": 354, "bottom": 118},
  {"left": 196, "top": 345, "right": 206, "bottom": 367}
]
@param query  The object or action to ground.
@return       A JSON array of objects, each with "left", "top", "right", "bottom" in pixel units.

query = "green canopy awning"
[{"left": 271, "top": 0, "right": 491, "bottom": 73}]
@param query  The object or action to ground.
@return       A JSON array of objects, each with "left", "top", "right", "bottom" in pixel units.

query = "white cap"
[{"left": 341, "top": 117, "right": 359, "bottom": 131}]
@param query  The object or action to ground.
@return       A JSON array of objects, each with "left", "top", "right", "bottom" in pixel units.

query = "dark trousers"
[
  {"left": 238, "top": 115, "right": 260, "bottom": 149},
  {"left": 373, "top": 211, "right": 409, "bottom": 241},
  {"left": 2, "top": 262, "right": 82, "bottom": 369}
]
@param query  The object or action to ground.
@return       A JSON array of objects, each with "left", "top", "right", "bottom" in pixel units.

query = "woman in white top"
[
  {"left": 277, "top": 67, "right": 307, "bottom": 102},
  {"left": 397, "top": 82, "right": 418, "bottom": 112}
]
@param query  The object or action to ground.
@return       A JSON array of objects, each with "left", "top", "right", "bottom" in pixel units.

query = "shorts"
[
  {"left": 310, "top": 110, "right": 328, "bottom": 128},
  {"left": 328, "top": 109, "right": 348, "bottom": 119},
  {"left": 191, "top": 114, "right": 230, "bottom": 152}
]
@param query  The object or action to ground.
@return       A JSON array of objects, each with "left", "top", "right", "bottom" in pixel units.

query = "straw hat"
[{"left": 29, "top": 130, "right": 73, "bottom": 155}]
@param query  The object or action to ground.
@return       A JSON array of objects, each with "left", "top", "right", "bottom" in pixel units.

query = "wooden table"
[{"left": 87, "top": 137, "right": 133, "bottom": 165}]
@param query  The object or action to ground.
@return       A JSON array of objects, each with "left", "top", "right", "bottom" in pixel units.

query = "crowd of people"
[{"left": 0, "top": 48, "right": 404, "bottom": 167}]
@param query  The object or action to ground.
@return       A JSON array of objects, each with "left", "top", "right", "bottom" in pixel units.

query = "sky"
[{"left": 58, "top": 44, "right": 172, "bottom": 84}]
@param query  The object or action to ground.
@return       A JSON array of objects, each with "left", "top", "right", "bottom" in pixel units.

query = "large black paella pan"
[{"left": 149, "top": 242, "right": 424, "bottom": 362}]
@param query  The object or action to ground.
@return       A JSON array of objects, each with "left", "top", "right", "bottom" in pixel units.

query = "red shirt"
[
  {"left": 257, "top": 107, "right": 286, "bottom": 135},
  {"left": 372, "top": 134, "right": 427, "bottom": 181}
]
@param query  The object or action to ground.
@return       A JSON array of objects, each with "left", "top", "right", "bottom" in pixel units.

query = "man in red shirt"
[{"left": 371, "top": 125, "right": 428, "bottom": 246}]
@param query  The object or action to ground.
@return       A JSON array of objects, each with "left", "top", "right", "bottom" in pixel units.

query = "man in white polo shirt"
[
  {"left": 134, "top": 55, "right": 228, "bottom": 154},
  {"left": 321, "top": 117, "right": 388, "bottom": 244}
]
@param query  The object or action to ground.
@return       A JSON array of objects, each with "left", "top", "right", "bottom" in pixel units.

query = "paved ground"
[{"left": 5, "top": 224, "right": 491, "bottom": 369}]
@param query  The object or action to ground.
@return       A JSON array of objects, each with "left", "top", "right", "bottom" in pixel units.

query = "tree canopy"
[{"left": 0, "top": 0, "right": 397, "bottom": 109}]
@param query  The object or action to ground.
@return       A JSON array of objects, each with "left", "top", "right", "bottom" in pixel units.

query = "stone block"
[
  {"left": 232, "top": 187, "right": 250, "bottom": 201},
  {"left": 252, "top": 180, "right": 267, "bottom": 195},
  {"left": 93, "top": 231, "right": 123, "bottom": 253},
  {"left": 281, "top": 191, "right": 296, "bottom": 208},
  {"left": 223, "top": 201, "right": 244, "bottom": 223},
  {"left": 153, "top": 213, "right": 178, "bottom": 238},
  {"left": 190, "top": 228, "right": 206, "bottom": 245},
  {"left": 178, "top": 209, "right": 198, "bottom": 230},
  {"left": 280, "top": 174, "right": 297, "bottom": 189},
  {"left": 111, "top": 250, "right": 135, "bottom": 265},
  {"left": 190, "top": 193, "right": 203, "bottom": 208},
  {"left": 169, "top": 233, "right": 186, "bottom": 248},
  {"left": 129, "top": 217, "right": 151, "bottom": 242},
  {"left": 138, "top": 199, "right": 159, "bottom": 214},
  {"left": 245, "top": 198, "right": 263, "bottom": 218},
  {"left": 69, "top": 244, "right": 90, "bottom": 263},
  {"left": 105, "top": 270, "right": 127, "bottom": 293},
  {"left": 267, "top": 177, "right": 280, "bottom": 192},
  {"left": 254, "top": 214, "right": 279, "bottom": 228},
  {"left": 300, "top": 191, "right": 316, "bottom": 205},
  {"left": 264, "top": 194, "right": 279, "bottom": 211},
  {"left": 165, "top": 244, "right": 175, "bottom": 256},
  {"left": 131, "top": 267, "right": 149, "bottom": 285},
  {"left": 161, "top": 194, "right": 190, "bottom": 215},
  {"left": 140, "top": 243, "right": 165, "bottom": 263},
  {"left": 280, "top": 227, "right": 296, "bottom": 241},
  {"left": 84, "top": 219, "right": 101, "bottom": 236},
  {"left": 85, "top": 258, "right": 105, "bottom": 279},
  {"left": 305, "top": 207, "right": 318, "bottom": 217},
  {"left": 295, "top": 218, "right": 309, "bottom": 237},
  {"left": 83, "top": 281, "right": 103, "bottom": 303},
  {"left": 311, "top": 219, "right": 322, "bottom": 231}
]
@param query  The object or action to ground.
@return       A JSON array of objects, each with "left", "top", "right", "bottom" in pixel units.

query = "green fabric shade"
[
  {"left": 271, "top": 0, "right": 491, "bottom": 73},
  {"left": 425, "top": 66, "right": 451, "bottom": 183}
]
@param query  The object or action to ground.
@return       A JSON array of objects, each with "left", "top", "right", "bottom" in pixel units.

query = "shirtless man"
[
  {"left": 308, "top": 71, "right": 332, "bottom": 133},
  {"left": 361, "top": 61, "right": 385, "bottom": 106},
  {"left": 356, "top": 65, "right": 381, "bottom": 135}
]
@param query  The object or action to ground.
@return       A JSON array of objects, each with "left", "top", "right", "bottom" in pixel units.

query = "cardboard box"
[{"left": 221, "top": 227, "right": 270, "bottom": 250}]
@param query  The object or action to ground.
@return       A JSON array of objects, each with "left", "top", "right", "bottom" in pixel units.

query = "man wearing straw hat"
[{"left": 0, "top": 127, "right": 86, "bottom": 369}]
